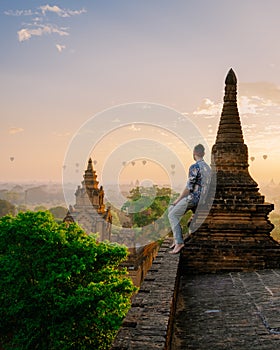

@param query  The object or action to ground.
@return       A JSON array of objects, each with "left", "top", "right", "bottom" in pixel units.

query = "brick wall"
[{"left": 111, "top": 238, "right": 180, "bottom": 350}]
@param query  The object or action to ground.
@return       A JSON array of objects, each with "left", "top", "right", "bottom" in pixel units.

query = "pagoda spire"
[
  {"left": 84, "top": 158, "right": 99, "bottom": 192},
  {"left": 87, "top": 157, "right": 94, "bottom": 171},
  {"left": 215, "top": 68, "right": 243, "bottom": 144},
  {"left": 212, "top": 69, "right": 248, "bottom": 173}
]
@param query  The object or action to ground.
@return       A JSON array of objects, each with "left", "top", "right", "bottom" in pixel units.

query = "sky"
[{"left": 1, "top": 0, "right": 280, "bottom": 191}]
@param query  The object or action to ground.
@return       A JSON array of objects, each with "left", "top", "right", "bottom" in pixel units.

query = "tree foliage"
[
  {"left": 0, "top": 199, "right": 15, "bottom": 218},
  {"left": 48, "top": 205, "right": 68, "bottom": 219},
  {"left": 122, "top": 185, "right": 172, "bottom": 227},
  {"left": 121, "top": 186, "right": 192, "bottom": 235},
  {"left": 0, "top": 211, "right": 136, "bottom": 350}
]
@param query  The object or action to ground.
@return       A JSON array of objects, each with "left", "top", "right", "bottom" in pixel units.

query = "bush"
[
  {"left": 0, "top": 199, "right": 15, "bottom": 218},
  {"left": 0, "top": 211, "right": 136, "bottom": 350},
  {"left": 48, "top": 206, "right": 68, "bottom": 219}
]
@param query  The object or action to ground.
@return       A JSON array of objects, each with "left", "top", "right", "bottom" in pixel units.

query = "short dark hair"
[{"left": 194, "top": 144, "right": 205, "bottom": 157}]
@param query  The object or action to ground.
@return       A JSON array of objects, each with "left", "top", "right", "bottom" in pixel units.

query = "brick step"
[{"left": 180, "top": 242, "right": 280, "bottom": 274}]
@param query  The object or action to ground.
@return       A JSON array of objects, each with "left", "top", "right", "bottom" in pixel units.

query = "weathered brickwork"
[
  {"left": 111, "top": 238, "right": 180, "bottom": 350},
  {"left": 122, "top": 242, "right": 160, "bottom": 287},
  {"left": 172, "top": 270, "right": 280, "bottom": 349}
]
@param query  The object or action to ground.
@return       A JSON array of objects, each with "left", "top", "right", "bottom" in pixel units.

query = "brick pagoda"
[{"left": 181, "top": 69, "right": 280, "bottom": 273}]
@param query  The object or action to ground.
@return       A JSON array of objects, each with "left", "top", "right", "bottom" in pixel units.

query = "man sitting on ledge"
[{"left": 168, "top": 144, "right": 211, "bottom": 254}]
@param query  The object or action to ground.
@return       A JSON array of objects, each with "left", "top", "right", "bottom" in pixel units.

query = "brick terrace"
[{"left": 172, "top": 269, "right": 280, "bottom": 349}]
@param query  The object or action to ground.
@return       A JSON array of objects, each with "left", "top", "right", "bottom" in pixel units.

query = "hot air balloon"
[
  {"left": 10, "top": 157, "right": 14, "bottom": 162},
  {"left": 250, "top": 156, "right": 255, "bottom": 162},
  {"left": 93, "top": 160, "right": 97, "bottom": 165},
  {"left": 131, "top": 161, "right": 135, "bottom": 166},
  {"left": 263, "top": 155, "right": 268, "bottom": 160},
  {"left": 75, "top": 163, "right": 79, "bottom": 167},
  {"left": 171, "top": 164, "right": 175, "bottom": 169},
  {"left": 142, "top": 160, "right": 147, "bottom": 165},
  {"left": 122, "top": 161, "right": 127, "bottom": 166}
]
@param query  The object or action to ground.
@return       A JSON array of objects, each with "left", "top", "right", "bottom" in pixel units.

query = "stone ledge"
[{"left": 111, "top": 238, "right": 180, "bottom": 350}]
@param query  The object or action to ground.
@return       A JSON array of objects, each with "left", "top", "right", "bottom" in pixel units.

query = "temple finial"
[
  {"left": 225, "top": 68, "right": 237, "bottom": 85},
  {"left": 215, "top": 69, "right": 243, "bottom": 144},
  {"left": 87, "top": 158, "right": 93, "bottom": 171}
]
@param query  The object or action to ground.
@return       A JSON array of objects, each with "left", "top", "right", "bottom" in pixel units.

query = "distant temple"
[{"left": 63, "top": 158, "right": 112, "bottom": 240}]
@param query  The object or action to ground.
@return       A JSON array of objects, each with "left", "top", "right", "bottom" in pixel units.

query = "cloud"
[
  {"left": 263, "top": 125, "right": 280, "bottom": 135},
  {"left": 9, "top": 127, "right": 24, "bottom": 135},
  {"left": 56, "top": 44, "right": 66, "bottom": 52},
  {"left": 238, "top": 96, "right": 258, "bottom": 115},
  {"left": 6, "top": 4, "right": 86, "bottom": 43},
  {"left": 40, "top": 5, "right": 86, "bottom": 18},
  {"left": 4, "top": 9, "right": 36, "bottom": 16},
  {"left": 128, "top": 124, "right": 141, "bottom": 132},
  {"left": 18, "top": 24, "right": 69, "bottom": 42},
  {"left": 158, "top": 130, "right": 169, "bottom": 137},
  {"left": 193, "top": 98, "right": 222, "bottom": 116},
  {"left": 239, "top": 82, "right": 280, "bottom": 106}
]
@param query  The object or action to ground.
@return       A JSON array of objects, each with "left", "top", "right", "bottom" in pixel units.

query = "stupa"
[
  {"left": 63, "top": 158, "right": 112, "bottom": 240},
  {"left": 181, "top": 69, "right": 280, "bottom": 273}
]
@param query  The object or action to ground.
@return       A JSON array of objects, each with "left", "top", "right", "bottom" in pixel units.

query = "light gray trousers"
[{"left": 168, "top": 197, "right": 194, "bottom": 244}]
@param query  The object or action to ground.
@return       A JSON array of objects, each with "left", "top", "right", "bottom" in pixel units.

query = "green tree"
[
  {"left": 0, "top": 199, "right": 15, "bottom": 217},
  {"left": 0, "top": 211, "right": 136, "bottom": 350},
  {"left": 34, "top": 205, "right": 47, "bottom": 211},
  {"left": 49, "top": 205, "right": 68, "bottom": 219},
  {"left": 122, "top": 185, "right": 173, "bottom": 227},
  {"left": 16, "top": 204, "right": 28, "bottom": 213},
  {"left": 122, "top": 186, "right": 192, "bottom": 237}
]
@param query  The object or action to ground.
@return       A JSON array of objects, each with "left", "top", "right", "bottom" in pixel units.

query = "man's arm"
[
  {"left": 172, "top": 187, "right": 190, "bottom": 206},
  {"left": 172, "top": 164, "right": 199, "bottom": 206}
]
